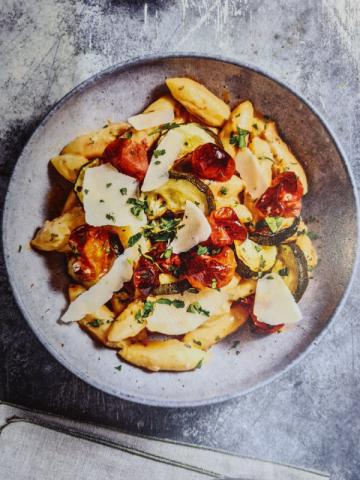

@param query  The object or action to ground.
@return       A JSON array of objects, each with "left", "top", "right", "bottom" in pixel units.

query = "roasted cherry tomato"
[
  {"left": 133, "top": 242, "right": 181, "bottom": 291},
  {"left": 102, "top": 137, "right": 149, "bottom": 182},
  {"left": 236, "top": 294, "right": 284, "bottom": 334},
  {"left": 209, "top": 207, "right": 247, "bottom": 247},
  {"left": 183, "top": 245, "right": 236, "bottom": 289},
  {"left": 68, "top": 225, "right": 121, "bottom": 285},
  {"left": 255, "top": 172, "right": 303, "bottom": 218},
  {"left": 133, "top": 256, "right": 159, "bottom": 291},
  {"left": 191, "top": 143, "right": 235, "bottom": 181}
]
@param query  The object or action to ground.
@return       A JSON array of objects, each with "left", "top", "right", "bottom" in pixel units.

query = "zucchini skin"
[
  {"left": 276, "top": 242, "right": 309, "bottom": 302},
  {"left": 169, "top": 171, "right": 216, "bottom": 213},
  {"left": 249, "top": 216, "right": 300, "bottom": 246},
  {"left": 151, "top": 279, "right": 191, "bottom": 296}
]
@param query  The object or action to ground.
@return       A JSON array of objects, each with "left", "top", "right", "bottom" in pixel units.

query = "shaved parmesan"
[
  {"left": 128, "top": 109, "right": 174, "bottom": 131},
  {"left": 254, "top": 273, "right": 302, "bottom": 326},
  {"left": 170, "top": 201, "right": 211, "bottom": 254},
  {"left": 147, "top": 289, "right": 229, "bottom": 335},
  {"left": 61, "top": 247, "right": 140, "bottom": 323},
  {"left": 235, "top": 148, "right": 271, "bottom": 199},
  {"left": 83, "top": 163, "right": 145, "bottom": 229},
  {"left": 141, "top": 129, "right": 183, "bottom": 192}
]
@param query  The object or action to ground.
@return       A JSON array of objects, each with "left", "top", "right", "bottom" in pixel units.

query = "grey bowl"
[{"left": 2, "top": 54, "right": 359, "bottom": 407}]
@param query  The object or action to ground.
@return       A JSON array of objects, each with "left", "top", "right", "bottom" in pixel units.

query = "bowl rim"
[{"left": 2, "top": 52, "right": 359, "bottom": 408}]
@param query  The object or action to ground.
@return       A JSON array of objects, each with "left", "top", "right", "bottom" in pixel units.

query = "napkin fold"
[{"left": 0, "top": 402, "right": 329, "bottom": 480}]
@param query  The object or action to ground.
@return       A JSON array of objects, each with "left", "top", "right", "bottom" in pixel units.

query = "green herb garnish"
[
  {"left": 154, "top": 149, "right": 166, "bottom": 158},
  {"left": 127, "top": 197, "right": 148, "bottom": 219},
  {"left": 187, "top": 302, "right": 210, "bottom": 317},
  {"left": 106, "top": 183, "right": 112, "bottom": 188},
  {"left": 105, "top": 213, "right": 116, "bottom": 222},
  {"left": 219, "top": 186, "right": 228, "bottom": 195},
  {"left": 229, "top": 127, "right": 249, "bottom": 148},
  {"left": 307, "top": 231, "right": 319, "bottom": 240},
  {"left": 278, "top": 267, "right": 289, "bottom": 276},
  {"left": 120, "top": 187, "right": 127, "bottom": 195},
  {"left": 87, "top": 319, "right": 102, "bottom": 327},
  {"left": 197, "top": 245, "right": 209, "bottom": 256},
  {"left": 128, "top": 232, "right": 142, "bottom": 247}
]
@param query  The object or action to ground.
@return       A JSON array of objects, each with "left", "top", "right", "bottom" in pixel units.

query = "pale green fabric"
[{"left": 0, "top": 403, "right": 329, "bottom": 480}]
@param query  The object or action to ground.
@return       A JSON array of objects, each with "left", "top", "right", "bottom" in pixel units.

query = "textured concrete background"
[{"left": 1, "top": 1, "right": 360, "bottom": 479}]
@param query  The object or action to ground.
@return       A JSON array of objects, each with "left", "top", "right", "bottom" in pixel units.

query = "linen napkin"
[{"left": 0, "top": 402, "right": 329, "bottom": 480}]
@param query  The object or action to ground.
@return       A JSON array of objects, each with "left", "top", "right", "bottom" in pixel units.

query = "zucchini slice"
[
  {"left": 74, "top": 158, "right": 101, "bottom": 202},
  {"left": 151, "top": 279, "right": 191, "bottom": 296},
  {"left": 272, "top": 243, "right": 309, "bottom": 301},
  {"left": 249, "top": 216, "right": 300, "bottom": 246},
  {"left": 147, "top": 171, "right": 216, "bottom": 216},
  {"left": 234, "top": 238, "right": 277, "bottom": 278},
  {"left": 163, "top": 122, "right": 220, "bottom": 158}
]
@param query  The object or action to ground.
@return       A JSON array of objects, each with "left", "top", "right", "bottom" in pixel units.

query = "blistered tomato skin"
[
  {"left": 183, "top": 246, "right": 236, "bottom": 289},
  {"left": 68, "top": 225, "right": 119, "bottom": 285},
  {"left": 256, "top": 172, "right": 303, "bottom": 218},
  {"left": 236, "top": 294, "right": 284, "bottom": 334},
  {"left": 191, "top": 143, "right": 235, "bottom": 181},
  {"left": 102, "top": 137, "right": 149, "bottom": 182},
  {"left": 133, "top": 257, "right": 159, "bottom": 291},
  {"left": 209, "top": 207, "right": 247, "bottom": 247},
  {"left": 133, "top": 242, "right": 181, "bottom": 291}
]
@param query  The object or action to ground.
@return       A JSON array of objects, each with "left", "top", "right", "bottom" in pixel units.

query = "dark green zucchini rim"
[
  {"left": 249, "top": 216, "right": 300, "bottom": 246},
  {"left": 151, "top": 279, "right": 191, "bottom": 296},
  {"left": 74, "top": 158, "right": 101, "bottom": 202},
  {"left": 168, "top": 170, "right": 216, "bottom": 213},
  {"left": 274, "top": 242, "right": 309, "bottom": 302}
]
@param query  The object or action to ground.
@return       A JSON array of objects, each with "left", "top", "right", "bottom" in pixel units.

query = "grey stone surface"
[{"left": 0, "top": 0, "right": 359, "bottom": 479}]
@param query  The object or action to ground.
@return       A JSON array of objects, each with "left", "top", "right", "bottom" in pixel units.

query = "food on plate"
[{"left": 31, "top": 77, "right": 318, "bottom": 372}]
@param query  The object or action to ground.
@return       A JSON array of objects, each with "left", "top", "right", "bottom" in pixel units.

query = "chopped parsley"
[
  {"left": 156, "top": 298, "right": 172, "bottom": 305},
  {"left": 193, "top": 339, "right": 202, "bottom": 346},
  {"left": 154, "top": 160, "right": 161, "bottom": 165},
  {"left": 106, "top": 183, "right": 112, "bottom": 188},
  {"left": 154, "top": 149, "right": 166, "bottom": 158},
  {"left": 195, "top": 359, "right": 203, "bottom": 369},
  {"left": 156, "top": 298, "right": 185, "bottom": 308},
  {"left": 87, "top": 319, "right": 102, "bottom": 328},
  {"left": 143, "top": 216, "right": 181, "bottom": 243},
  {"left": 127, "top": 197, "right": 148, "bottom": 219},
  {"left": 254, "top": 244, "right": 262, "bottom": 252},
  {"left": 229, "top": 127, "right": 249, "bottom": 148},
  {"left": 265, "top": 216, "right": 283, "bottom": 233},
  {"left": 143, "top": 300, "right": 155, "bottom": 318},
  {"left": 259, "top": 255, "right": 266, "bottom": 270},
  {"left": 231, "top": 340, "right": 240, "bottom": 349},
  {"left": 278, "top": 267, "right": 289, "bottom": 276},
  {"left": 99, "top": 199, "right": 105, "bottom": 203},
  {"left": 125, "top": 131, "right": 132, "bottom": 139},
  {"left": 18, "top": 245, "right": 22, "bottom": 252},
  {"left": 105, "top": 213, "right": 116, "bottom": 223},
  {"left": 187, "top": 302, "right": 210, "bottom": 317},
  {"left": 197, "top": 245, "right": 209, "bottom": 256},
  {"left": 119, "top": 187, "right": 127, "bottom": 196},
  {"left": 266, "top": 275, "right": 274, "bottom": 280},
  {"left": 148, "top": 122, "right": 179, "bottom": 136},
  {"left": 84, "top": 189, "right": 89, "bottom": 195},
  {"left": 114, "top": 365, "right": 122, "bottom": 371},
  {"left": 252, "top": 123, "right": 258, "bottom": 130},
  {"left": 127, "top": 232, "right": 142, "bottom": 247},
  {"left": 219, "top": 186, "right": 228, "bottom": 195}
]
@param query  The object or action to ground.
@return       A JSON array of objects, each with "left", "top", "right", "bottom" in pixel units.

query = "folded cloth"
[{"left": 0, "top": 402, "right": 329, "bottom": 480}]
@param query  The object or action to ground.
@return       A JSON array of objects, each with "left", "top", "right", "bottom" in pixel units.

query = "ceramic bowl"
[{"left": 3, "top": 54, "right": 358, "bottom": 407}]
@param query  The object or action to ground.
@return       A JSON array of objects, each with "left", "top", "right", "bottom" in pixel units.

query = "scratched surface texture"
[{"left": 0, "top": 1, "right": 359, "bottom": 479}]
